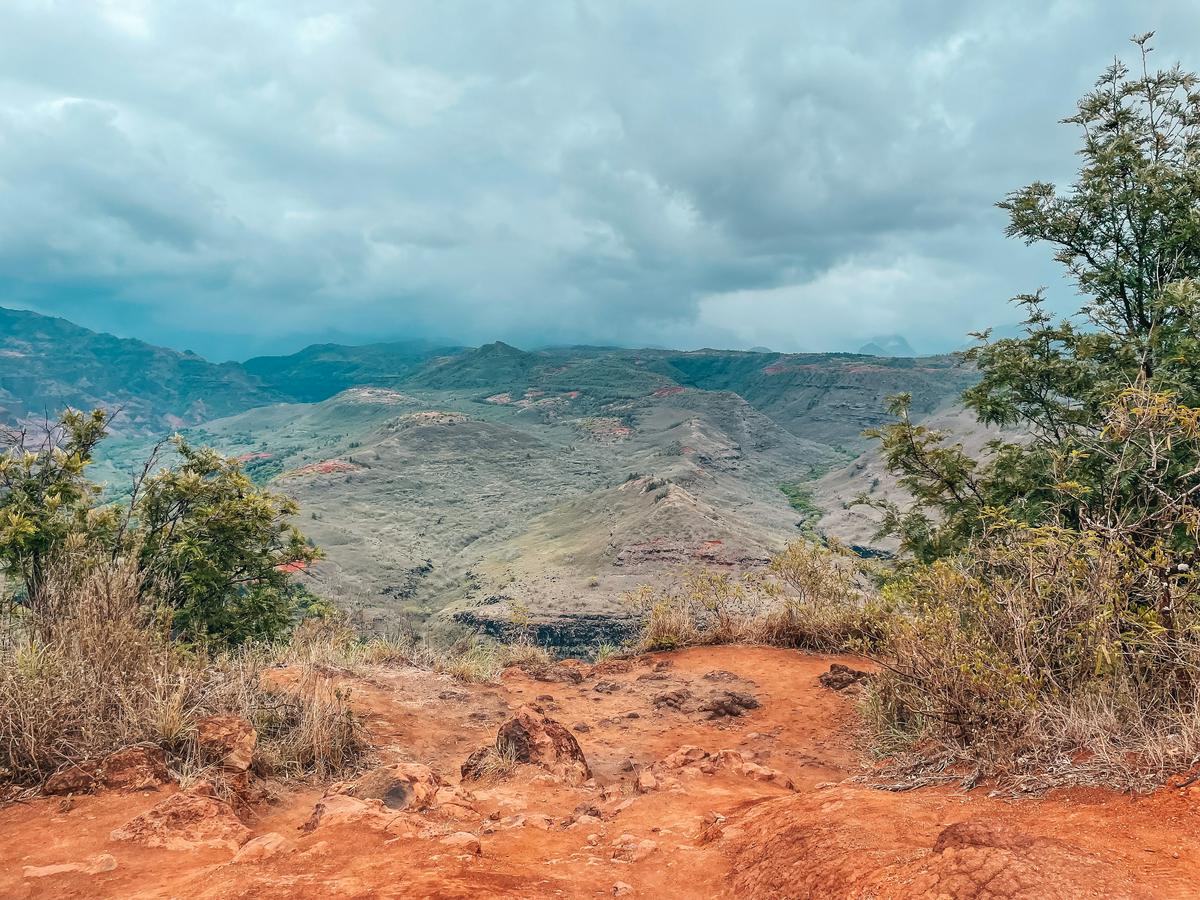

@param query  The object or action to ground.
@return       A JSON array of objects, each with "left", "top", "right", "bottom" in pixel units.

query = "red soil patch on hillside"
[
  {"left": 284, "top": 460, "right": 361, "bottom": 478},
  {"left": 274, "top": 560, "right": 309, "bottom": 574},
  {"left": 3, "top": 646, "right": 1200, "bottom": 897},
  {"left": 235, "top": 452, "right": 272, "bottom": 463},
  {"left": 652, "top": 386, "right": 686, "bottom": 397}
]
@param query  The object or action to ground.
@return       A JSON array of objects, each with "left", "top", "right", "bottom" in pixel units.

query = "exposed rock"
[
  {"left": 658, "top": 746, "right": 709, "bottom": 769},
  {"left": 611, "top": 834, "right": 658, "bottom": 862},
  {"left": 465, "top": 705, "right": 591, "bottom": 784},
  {"left": 345, "top": 762, "right": 441, "bottom": 811},
  {"left": 23, "top": 854, "right": 117, "bottom": 879},
  {"left": 101, "top": 745, "right": 174, "bottom": 792},
  {"left": 232, "top": 832, "right": 294, "bottom": 864},
  {"left": 593, "top": 681, "right": 621, "bottom": 694},
  {"left": 635, "top": 770, "right": 659, "bottom": 793},
  {"left": 651, "top": 687, "right": 691, "bottom": 710},
  {"left": 818, "top": 663, "right": 872, "bottom": 692},
  {"left": 572, "top": 722, "right": 591, "bottom": 733},
  {"left": 110, "top": 789, "right": 250, "bottom": 851},
  {"left": 43, "top": 764, "right": 97, "bottom": 796},
  {"left": 300, "top": 794, "right": 414, "bottom": 835},
  {"left": 613, "top": 881, "right": 634, "bottom": 896},
  {"left": 702, "top": 670, "right": 739, "bottom": 682},
  {"left": 195, "top": 715, "right": 257, "bottom": 772},
  {"left": 441, "top": 831, "right": 483, "bottom": 855},
  {"left": 699, "top": 690, "right": 760, "bottom": 719},
  {"left": 460, "top": 746, "right": 496, "bottom": 782}
]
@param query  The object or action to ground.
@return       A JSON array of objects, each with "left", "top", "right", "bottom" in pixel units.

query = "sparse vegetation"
[
  {"left": 779, "top": 481, "right": 822, "bottom": 532},
  {"left": 0, "top": 411, "right": 319, "bottom": 646},
  {"left": 628, "top": 544, "right": 885, "bottom": 654},
  {"left": 0, "top": 556, "right": 365, "bottom": 788},
  {"left": 850, "top": 36, "right": 1200, "bottom": 787}
]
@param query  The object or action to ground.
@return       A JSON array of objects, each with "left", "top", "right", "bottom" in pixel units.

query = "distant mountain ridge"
[
  {"left": 0, "top": 305, "right": 970, "bottom": 448},
  {"left": 0, "top": 306, "right": 278, "bottom": 436}
]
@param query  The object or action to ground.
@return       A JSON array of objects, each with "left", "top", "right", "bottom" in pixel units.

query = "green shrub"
[{"left": 0, "top": 411, "right": 319, "bottom": 646}]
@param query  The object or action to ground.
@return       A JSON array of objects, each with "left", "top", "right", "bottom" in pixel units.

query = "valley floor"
[{"left": 3, "top": 645, "right": 1200, "bottom": 898}]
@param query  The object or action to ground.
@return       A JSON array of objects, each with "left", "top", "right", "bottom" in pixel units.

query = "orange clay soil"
[{"left": 3, "top": 645, "right": 1200, "bottom": 899}]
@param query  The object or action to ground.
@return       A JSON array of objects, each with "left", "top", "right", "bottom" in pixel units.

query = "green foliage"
[
  {"left": 0, "top": 409, "right": 111, "bottom": 602},
  {"left": 869, "top": 521, "right": 1200, "bottom": 777},
  {"left": 858, "top": 37, "right": 1200, "bottom": 783},
  {"left": 779, "top": 481, "right": 821, "bottom": 532},
  {"left": 135, "top": 438, "right": 320, "bottom": 645},
  {"left": 0, "top": 410, "right": 320, "bottom": 646},
  {"left": 869, "top": 35, "right": 1200, "bottom": 562}
]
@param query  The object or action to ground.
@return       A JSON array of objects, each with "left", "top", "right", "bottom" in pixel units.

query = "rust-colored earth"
[{"left": 3, "top": 646, "right": 1200, "bottom": 898}]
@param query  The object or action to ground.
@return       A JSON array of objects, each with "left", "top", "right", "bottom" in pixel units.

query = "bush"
[
  {"left": 628, "top": 543, "right": 885, "bottom": 653},
  {"left": 866, "top": 522, "right": 1200, "bottom": 784},
  {"left": 0, "top": 556, "right": 364, "bottom": 788},
  {"left": 0, "top": 412, "right": 319, "bottom": 647}
]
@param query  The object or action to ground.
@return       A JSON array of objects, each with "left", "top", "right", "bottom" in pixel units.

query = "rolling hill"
[{"left": 4, "top": 304, "right": 978, "bottom": 648}]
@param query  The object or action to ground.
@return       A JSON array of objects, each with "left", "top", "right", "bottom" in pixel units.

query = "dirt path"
[{"left": 2, "top": 645, "right": 1199, "bottom": 898}]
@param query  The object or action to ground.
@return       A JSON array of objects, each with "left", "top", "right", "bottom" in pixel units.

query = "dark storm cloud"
[{"left": 1, "top": 1, "right": 1198, "bottom": 359}]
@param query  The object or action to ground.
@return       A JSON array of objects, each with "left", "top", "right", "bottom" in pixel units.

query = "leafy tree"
[
  {"left": 0, "top": 411, "right": 319, "bottom": 644},
  {"left": 134, "top": 438, "right": 320, "bottom": 645},
  {"left": 0, "top": 410, "right": 112, "bottom": 605},
  {"left": 870, "top": 34, "right": 1200, "bottom": 563}
]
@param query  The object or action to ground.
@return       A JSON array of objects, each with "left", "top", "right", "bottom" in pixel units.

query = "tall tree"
[{"left": 870, "top": 34, "right": 1200, "bottom": 561}]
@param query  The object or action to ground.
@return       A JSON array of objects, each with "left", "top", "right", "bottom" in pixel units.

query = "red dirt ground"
[{"left": 3, "top": 646, "right": 1200, "bottom": 898}]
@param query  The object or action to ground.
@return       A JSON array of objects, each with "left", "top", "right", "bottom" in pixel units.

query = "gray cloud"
[{"left": 1, "top": 1, "right": 1198, "bottom": 359}]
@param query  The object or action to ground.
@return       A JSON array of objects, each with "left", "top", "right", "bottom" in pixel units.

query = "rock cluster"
[{"left": 462, "top": 705, "right": 592, "bottom": 784}]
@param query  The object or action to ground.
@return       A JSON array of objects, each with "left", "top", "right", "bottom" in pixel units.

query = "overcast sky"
[{"left": 1, "top": 2, "right": 1198, "bottom": 361}]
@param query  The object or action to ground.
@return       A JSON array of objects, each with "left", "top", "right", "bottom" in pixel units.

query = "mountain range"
[{"left": 2, "top": 305, "right": 975, "bottom": 648}]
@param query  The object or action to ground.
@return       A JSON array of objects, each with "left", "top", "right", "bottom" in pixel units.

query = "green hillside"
[{"left": 0, "top": 306, "right": 277, "bottom": 436}]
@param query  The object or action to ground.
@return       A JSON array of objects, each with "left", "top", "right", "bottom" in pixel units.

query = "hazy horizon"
[{"left": 3, "top": 2, "right": 1199, "bottom": 360}]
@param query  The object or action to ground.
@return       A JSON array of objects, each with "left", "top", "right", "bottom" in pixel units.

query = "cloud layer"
[{"left": 2, "top": 1, "right": 1198, "bottom": 359}]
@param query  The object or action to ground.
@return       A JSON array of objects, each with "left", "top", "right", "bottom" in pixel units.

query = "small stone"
[
  {"left": 195, "top": 715, "right": 257, "bottom": 773},
  {"left": 23, "top": 854, "right": 117, "bottom": 879},
  {"left": 636, "top": 770, "right": 658, "bottom": 793},
  {"left": 613, "top": 882, "right": 634, "bottom": 896},
  {"left": 43, "top": 764, "right": 97, "bottom": 796},
  {"left": 441, "top": 832, "right": 482, "bottom": 856},
  {"left": 572, "top": 722, "right": 591, "bottom": 733},
  {"left": 232, "top": 832, "right": 293, "bottom": 863},
  {"left": 101, "top": 745, "right": 173, "bottom": 792},
  {"left": 632, "top": 838, "right": 658, "bottom": 861}
]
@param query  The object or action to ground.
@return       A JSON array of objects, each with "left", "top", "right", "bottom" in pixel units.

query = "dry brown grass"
[
  {"left": 464, "top": 742, "right": 520, "bottom": 783},
  {"left": 0, "top": 557, "right": 366, "bottom": 789},
  {"left": 629, "top": 542, "right": 888, "bottom": 654},
  {"left": 278, "top": 613, "right": 554, "bottom": 685},
  {"left": 864, "top": 525, "right": 1200, "bottom": 789}
]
